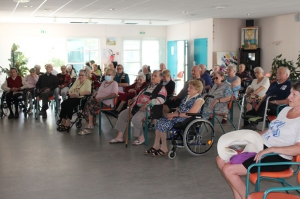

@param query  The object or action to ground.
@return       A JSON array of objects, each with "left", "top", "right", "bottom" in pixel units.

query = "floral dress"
[{"left": 155, "top": 93, "right": 203, "bottom": 133}]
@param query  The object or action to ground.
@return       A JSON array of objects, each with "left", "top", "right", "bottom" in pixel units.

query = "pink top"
[
  {"left": 25, "top": 74, "right": 39, "bottom": 88},
  {"left": 96, "top": 80, "right": 118, "bottom": 107}
]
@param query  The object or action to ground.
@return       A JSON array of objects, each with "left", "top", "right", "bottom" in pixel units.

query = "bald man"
[
  {"left": 199, "top": 64, "right": 213, "bottom": 90},
  {"left": 236, "top": 64, "right": 253, "bottom": 81}
]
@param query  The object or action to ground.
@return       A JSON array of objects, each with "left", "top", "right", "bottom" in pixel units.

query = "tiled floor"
[{"left": 0, "top": 105, "right": 296, "bottom": 199}]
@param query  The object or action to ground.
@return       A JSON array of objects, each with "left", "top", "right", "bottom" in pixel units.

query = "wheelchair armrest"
[
  {"left": 99, "top": 95, "right": 119, "bottom": 102},
  {"left": 186, "top": 113, "right": 202, "bottom": 117}
]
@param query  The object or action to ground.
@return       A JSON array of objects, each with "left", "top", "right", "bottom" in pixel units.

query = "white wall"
[
  {"left": 0, "top": 23, "right": 167, "bottom": 83},
  {"left": 167, "top": 18, "right": 214, "bottom": 71},
  {"left": 256, "top": 14, "right": 300, "bottom": 73},
  {"left": 213, "top": 18, "right": 245, "bottom": 66}
]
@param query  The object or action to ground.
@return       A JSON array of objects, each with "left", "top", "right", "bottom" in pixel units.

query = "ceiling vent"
[
  {"left": 125, "top": 22, "right": 138, "bottom": 25},
  {"left": 70, "top": 22, "right": 88, "bottom": 24}
]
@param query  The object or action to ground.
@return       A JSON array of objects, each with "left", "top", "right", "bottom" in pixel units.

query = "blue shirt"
[
  {"left": 201, "top": 72, "right": 213, "bottom": 88},
  {"left": 266, "top": 79, "right": 292, "bottom": 101},
  {"left": 225, "top": 76, "right": 241, "bottom": 98},
  {"left": 114, "top": 72, "right": 130, "bottom": 84}
]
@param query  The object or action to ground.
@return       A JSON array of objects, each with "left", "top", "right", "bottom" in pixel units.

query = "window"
[
  {"left": 67, "top": 38, "right": 100, "bottom": 71},
  {"left": 123, "top": 39, "right": 165, "bottom": 83}
]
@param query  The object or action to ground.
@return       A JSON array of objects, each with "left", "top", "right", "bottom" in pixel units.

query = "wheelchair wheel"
[
  {"left": 183, "top": 119, "right": 214, "bottom": 156},
  {"left": 76, "top": 122, "right": 82, "bottom": 129},
  {"left": 168, "top": 151, "right": 176, "bottom": 159}
]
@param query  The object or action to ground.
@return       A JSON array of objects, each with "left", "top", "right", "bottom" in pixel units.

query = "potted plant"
[
  {"left": 0, "top": 43, "right": 29, "bottom": 77},
  {"left": 270, "top": 54, "right": 300, "bottom": 83}
]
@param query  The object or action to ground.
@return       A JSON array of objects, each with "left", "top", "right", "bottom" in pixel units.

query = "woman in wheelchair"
[
  {"left": 202, "top": 71, "right": 233, "bottom": 123},
  {"left": 216, "top": 82, "right": 300, "bottom": 199},
  {"left": 79, "top": 68, "right": 118, "bottom": 135},
  {"left": 109, "top": 70, "right": 167, "bottom": 145},
  {"left": 145, "top": 79, "right": 204, "bottom": 156},
  {"left": 57, "top": 69, "right": 91, "bottom": 131}
]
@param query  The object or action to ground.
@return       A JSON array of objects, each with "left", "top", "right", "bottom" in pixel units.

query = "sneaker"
[{"left": 8, "top": 113, "right": 14, "bottom": 119}]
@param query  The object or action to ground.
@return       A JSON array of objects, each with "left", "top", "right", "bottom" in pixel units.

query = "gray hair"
[
  {"left": 279, "top": 66, "right": 290, "bottom": 76},
  {"left": 137, "top": 72, "right": 146, "bottom": 80},
  {"left": 34, "top": 65, "right": 41, "bottom": 70},
  {"left": 227, "top": 65, "right": 237, "bottom": 72},
  {"left": 254, "top": 67, "right": 264, "bottom": 73},
  {"left": 152, "top": 70, "right": 163, "bottom": 78},
  {"left": 142, "top": 65, "right": 148, "bottom": 70},
  {"left": 199, "top": 64, "right": 207, "bottom": 70},
  {"left": 29, "top": 68, "right": 36, "bottom": 73}
]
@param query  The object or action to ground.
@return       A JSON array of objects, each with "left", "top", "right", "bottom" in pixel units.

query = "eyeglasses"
[
  {"left": 116, "top": 68, "right": 122, "bottom": 70},
  {"left": 106, "top": 74, "right": 112, "bottom": 76},
  {"left": 213, "top": 77, "right": 219, "bottom": 80}
]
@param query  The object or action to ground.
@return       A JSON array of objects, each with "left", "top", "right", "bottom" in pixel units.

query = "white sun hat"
[{"left": 217, "top": 130, "right": 264, "bottom": 163}]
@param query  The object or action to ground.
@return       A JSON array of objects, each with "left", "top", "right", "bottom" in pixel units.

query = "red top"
[
  {"left": 7, "top": 76, "right": 22, "bottom": 88},
  {"left": 124, "top": 82, "right": 148, "bottom": 94}
]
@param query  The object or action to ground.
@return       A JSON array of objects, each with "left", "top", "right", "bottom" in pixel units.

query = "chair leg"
[{"left": 98, "top": 111, "right": 102, "bottom": 135}]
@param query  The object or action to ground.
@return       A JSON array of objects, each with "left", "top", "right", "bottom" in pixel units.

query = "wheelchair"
[
  {"left": 167, "top": 95, "right": 215, "bottom": 159},
  {"left": 56, "top": 95, "right": 90, "bottom": 132},
  {"left": 0, "top": 89, "right": 33, "bottom": 118}
]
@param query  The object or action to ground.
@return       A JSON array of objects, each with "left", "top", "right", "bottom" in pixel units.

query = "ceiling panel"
[{"left": 1, "top": 0, "right": 300, "bottom": 25}]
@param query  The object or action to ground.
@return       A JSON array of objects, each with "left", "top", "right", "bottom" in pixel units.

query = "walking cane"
[{"left": 125, "top": 106, "right": 131, "bottom": 148}]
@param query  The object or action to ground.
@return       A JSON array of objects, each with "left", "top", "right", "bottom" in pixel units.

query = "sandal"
[
  {"left": 144, "top": 147, "right": 157, "bottom": 155},
  {"left": 152, "top": 149, "right": 167, "bottom": 157},
  {"left": 57, "top": 125, "right": 69, "bottom": 132},
  {"left": 84, "top": 124, "right": 94, "bottom": 129},
  {"left": 78, "top": 129, "right": 91, "bottom": 135}
]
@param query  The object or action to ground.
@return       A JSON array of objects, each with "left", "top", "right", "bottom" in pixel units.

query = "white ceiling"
[{"left": 1, "top": 0, "right": 300, "bottom": 25}]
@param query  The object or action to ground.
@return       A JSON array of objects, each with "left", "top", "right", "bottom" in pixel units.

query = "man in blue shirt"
[
  {"left": 244, "top": 67, "right": 291, "bottom": 130},
  {"left": 199, "top": 64, "right": 213, "bottom": 90},
  {"left": 114, "top": 64, "right": 130, "bottom": 88}
]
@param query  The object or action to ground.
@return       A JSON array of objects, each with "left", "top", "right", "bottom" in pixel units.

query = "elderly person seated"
[
  {"left": 54, "top": 65, "right": 72, "bottom": 110},
  {"left": 1, "top": 67, "right": 28, "bottom": 119},
  {"left": 114, "top": 64, "right": 130, "bottom": 91},
  {"left": 85, "top": 66, "right": 100, "bottom": 90},
  {"left": 145, "top": 80, "right": 204, "bottom": 156},
  {"left": 244, "top": 67, "right": 291, "bottom": 130},
  {"left": 202, "top": 71, "right": 233, "bottom": 124},
  {"left": 159, "top": 63, "right": 167, "bottom": 73},
  {"left": 57, "top": 70, "right": 91, "bottom": 131},
  {"left": 25, "top": 68, "right": 39, "bottom": 113},
  {"left": 114, "top": 73, "right": 148, "bottom": 114},
  {"left": 141, "top": 65, "right": 151, "bottom": 83},
  {"left": 161, "top": 69, "right": 175, "bottom": 97},
  {"left": 66, "top": 64, "right": 77, "bottom": 82},
  {"left": 78, "top": 68, "right": 118, "bottom": 135},
  {"left": 108, "top": 62, "right": 115, "bottom": 69},
  {"left": 34, "top": 65, "right": 44, "bottom": 76},
  {"left": 236, "top": 63, "right": 253, "bottom": 81},
  {"left": 245, "top": 67, "right": 270, "bottom": 111},
  {"left": 91, "top": 63, "right": 101, "bottom": 79},
  {"left": 109, "top": 70, "right": 167, "bottom": 145},
  {"left": 35, "top": 64, "right": 59, "bottom": 119},
  {"left": 210, "top": 65, "right": 220, "bottom": 77},
  {"left": 199, "top": 64, "right": 213, "bottom": 90},
  {"left": 216, "top": 82, "right": 300, "bottom": 199},
  {"left": 225, "top": 65, "right": 241, "bottom": 99},
  {"left": 163, "top": 66, "right": 205, "bottom": 115}
]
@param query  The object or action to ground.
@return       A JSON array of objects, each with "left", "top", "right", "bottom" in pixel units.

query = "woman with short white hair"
[
  {"left": 226, "top": 65, "right": 241, "bottom": 99},
  {"left": 245, "top": 67, "right": 270, "bottom": 111}
]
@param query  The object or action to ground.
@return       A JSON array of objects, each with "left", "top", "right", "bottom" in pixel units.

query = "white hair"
[
  {"left": 254, "top": 67, "right": 264, "bottom": 73},
  {"left": 137, "top": 72, "right": 146, "bottom": 80},
  {"left": 142, "top": 65, "right": 148, "bottom": 70},
  {"left": 279, "top": 66, "right": 290, "bottom": 76},
  {"left": 227, "top": 65, "right": 237, "bottom": 72}
]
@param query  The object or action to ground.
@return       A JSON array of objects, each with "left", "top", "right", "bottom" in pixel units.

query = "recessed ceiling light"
[
  {"left": 215, "top": 6, "right": 226, "bottom": 9},
  {"left": 13, "top": 0, "right": 30, "bottom": 3},
  {"left": 24, "top": 5, "right": 32, "bottom": 7},
  {"left": 182, "top": 11, "right": 188, "bottom": 14},
  {"left": 43, "top": 9, "right": 51, "bottom": 11},
  {"left": 110, "top": 8, "right": 117, "bottom": 11},
  {"left": 246, "top": 13, "right": 250, "bottom": 16}
]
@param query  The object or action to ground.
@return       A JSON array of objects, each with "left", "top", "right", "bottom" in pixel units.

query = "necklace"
[{"left": 104, "top": 81, "right": 113, "bottom": 88}]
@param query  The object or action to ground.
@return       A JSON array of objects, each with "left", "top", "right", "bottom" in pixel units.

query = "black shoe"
[
  {"left": 243, "top": 123, "right": 257, "bottom": 130},
  {"left": 8, "top": 113, "right": 14, "bottom": 119},
  {"left": 14, "top": 113, "right": 19, "bottom": 119},
  {"left": 42, "top": 111, "right": 47, "bottom": 119},
  {"left": 39, "top": 111, "right": 44, "bottom": 115}
]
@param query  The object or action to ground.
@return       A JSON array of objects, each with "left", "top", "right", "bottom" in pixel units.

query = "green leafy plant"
[
  {"left": 48, "top": 57, "right": 65, "bottom": 67},
  {"left": 270, "top": 54, "right": 300, "bottom": 83},
  {"left": 0, "top": 43, "right": 29, "bottom": 77}
]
